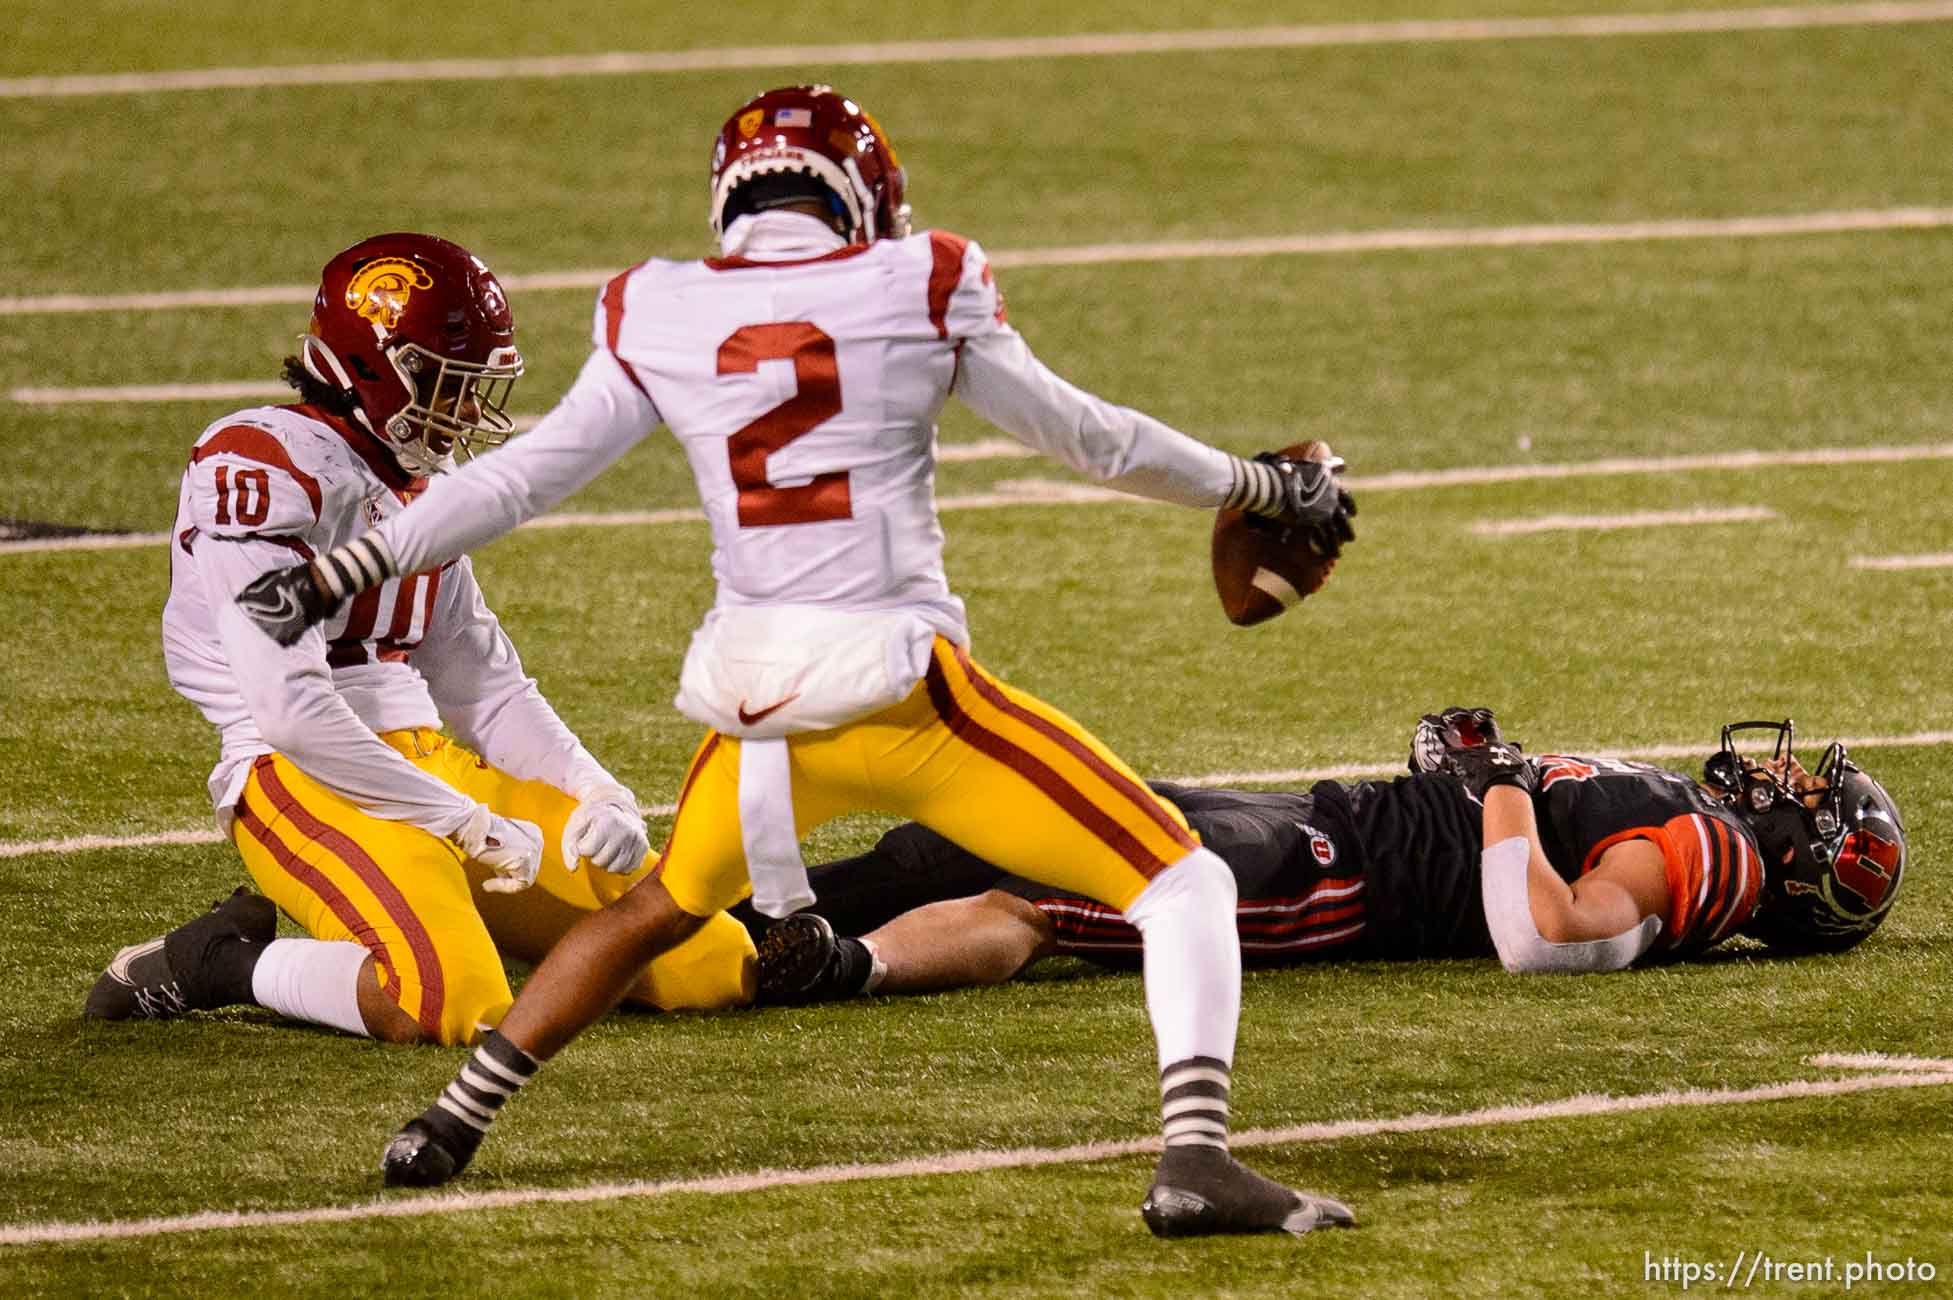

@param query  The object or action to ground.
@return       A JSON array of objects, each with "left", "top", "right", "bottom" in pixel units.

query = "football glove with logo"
[
  {"left": 235, "top": 562, "right": 337, "bottom": 646},
  {"left": 1410, "top": 706, "right": 1505, "bottom": 774},
  {"left": 1409, "top": 706, "right": 1536, "bottom": 802},
  {"left": 236, "top": 535, "right": 399, "bottom": 646},
  {"left": 1244, "top": 450, "right": 1357, "bottom": 558}
]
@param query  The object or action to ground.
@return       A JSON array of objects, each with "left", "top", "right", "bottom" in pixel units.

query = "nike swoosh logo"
[
  {"left": 737, "top": 693, "right": 800, "bottom": 727},
  {"left": 244, "top": 586, "right": 301, "bottom": 622}
]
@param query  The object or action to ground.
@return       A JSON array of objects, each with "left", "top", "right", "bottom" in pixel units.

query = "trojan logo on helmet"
[
  {"left": 344, "top": 257, "right": 435, "bottom": 334},
  {"left": 296, "top": 233, "right": 524, "bottom": 477}
]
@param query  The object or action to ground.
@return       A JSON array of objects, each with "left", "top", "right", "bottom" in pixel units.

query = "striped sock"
[
  {"left": 430, "top": 1029, "right": 538, "bottom": 1143},
  {"left": 1161, "top": 1055, "right": 1231, "bottom": 1151}
]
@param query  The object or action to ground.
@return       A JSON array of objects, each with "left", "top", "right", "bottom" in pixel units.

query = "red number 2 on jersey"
[{"left": 716, "top": 323, "right": 852, "bottom": 527}]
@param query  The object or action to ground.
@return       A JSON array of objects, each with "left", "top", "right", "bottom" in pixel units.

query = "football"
[{"left": 1211, "top": 440, "right": 1340, "bottom": 627}]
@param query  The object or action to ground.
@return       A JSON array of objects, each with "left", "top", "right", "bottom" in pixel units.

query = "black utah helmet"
[{"left": 1703, "top": 720, "right": 1906, "bottom": 954}]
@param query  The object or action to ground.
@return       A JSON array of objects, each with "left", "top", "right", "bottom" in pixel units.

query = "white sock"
[
  {"left": 1123, "top": 847, "right": 1241, "bottom": 1071},
  {"left": 249, "top": 938, "right": 372, "bottom": 1037}
]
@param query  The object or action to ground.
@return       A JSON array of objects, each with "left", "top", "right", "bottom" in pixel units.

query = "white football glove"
[
  {"left": 452, "top": 804, "right": 546, "bottom": 894},
  {"left": 561, "top": 784, "right": 649, "bottom": 876}
]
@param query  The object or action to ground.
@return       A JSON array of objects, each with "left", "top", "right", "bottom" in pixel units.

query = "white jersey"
[
  {"left": 374, "top": 212, "right": 1242, "bottom": 648},
  {"left": 612, "top": 226, "right": 989, "bottom": 632},
  {"left": 163, "top": 404, "right": 617, "bottom": 831}
]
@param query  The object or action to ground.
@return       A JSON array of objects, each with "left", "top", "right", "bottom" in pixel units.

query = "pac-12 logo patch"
[
  {"left": 1300, "top": 823, "right": 1336, "bottom": 866},
  {"left": 345, "top": 257, "right": 433, "bottom": 331}
]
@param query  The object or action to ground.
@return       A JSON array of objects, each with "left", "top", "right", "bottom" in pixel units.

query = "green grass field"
[{"left": 3, "top": 2, "right": 1951, "bottom": 1294}]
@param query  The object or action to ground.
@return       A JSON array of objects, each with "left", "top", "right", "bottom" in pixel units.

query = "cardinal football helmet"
[
  {"left": 709, "top": 85, "right": 911, "bottom": 246},
  {"left": 1703, "top": 720, "right": 1907, "bottom": 954},
  {"left": 298, "top": 233, "right": 523, "bottom": 475}
]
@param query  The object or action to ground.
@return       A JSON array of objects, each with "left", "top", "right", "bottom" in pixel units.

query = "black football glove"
[
  {"left": 1408, "top": 706, "right": 1535, "bottom": 801},
  {"left": 1443, "top": 740, "right": 1537, "bottom": 803},
  {"left": 236, "top": 562, "right": 337, "bottom": 647},
  {"left": 1250, "top": 450, "right": 1357, "bottom": 558},
  {"left": 1409, "top": 706, "right": 1506, "bottom": 774}
]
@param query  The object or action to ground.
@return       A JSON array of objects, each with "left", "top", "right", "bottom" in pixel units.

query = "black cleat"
[
  {"left": 381, "top": 1114, "right": 479, "bottom": 1189},
  {"left": 1140, "top": 1145, "right": 1355, "bottom": 1239},
  {"left": 84, "top": 887, "right": 276, "bottom": 1020},
  {"left": 755, "top": 912, "right": 841, "bottom": 1004}
]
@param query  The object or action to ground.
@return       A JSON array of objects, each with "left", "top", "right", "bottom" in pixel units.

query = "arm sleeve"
[
  {"left": 944, "top": 238, "right": 1238, "bottom": 508},
  {"left": 414, "top": 556, "right": 623, "bottom": 797},
  {"left": 1480, "top": 837, "right": 1662, "bottom": 974},
  {"left": 374, "top": 346, "right": 659, "bottom": 574},
  {"left": 193, "top": 535, "right": 482, "bottom": 837}
]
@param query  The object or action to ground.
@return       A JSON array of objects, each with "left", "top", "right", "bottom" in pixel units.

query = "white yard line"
[
  {"left": 1175, "top": 730, "right": 1953, "bottom": 788},
  {"left": 2, "top": 1063, "right": 1946, "bottom": 1247},
  {"left": 9, "top": 442, "right": 1949, "bottom": 559},
  {"left": 0, "top": 532, "right": 168, "bottom": 555},
  {"left": 1356, "top": 441, "right": 1953, "bottom": 489},
  {"left": 989, "top": 207, "right": 1953, "bottom": 269},
  {"left": 0, "top": 828, "right": 227, "bottom": 857},
  {"left": 1811, "top": 1053, "right": 1953, "bottom": 1073},
  {"left": 8, "top": 207, "right": 1953, "bottom": 317},
  {"left": 6, "top": 3, "right": 1952, "bottom": 100},
  {"left": 7, "top": 729, "right": 1947, "bottom": 860},
  {"left": 9, "top": 382, "right": 289, "bottom": 404},
  {"left": 1850, "top": 552, "right": 1953, "bottom": 571},
  {"left": 1468, "top": 505, "right": 1777, "bottom": 537}
]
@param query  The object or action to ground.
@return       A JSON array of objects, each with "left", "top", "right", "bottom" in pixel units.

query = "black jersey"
[
  {"left": 1335, "top": 773, "right": 1488, "bottom": 959},
  {"left": 1529, "top": 755, "right": 1763, "bottom": 959}
]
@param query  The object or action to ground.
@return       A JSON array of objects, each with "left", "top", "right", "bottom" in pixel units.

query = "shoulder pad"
[
  {"left": 186, "top": 416, "right": 327, "bottom": 538},
  {"left": 922, "top": 230, "right": 1007, "bottom": 342}
]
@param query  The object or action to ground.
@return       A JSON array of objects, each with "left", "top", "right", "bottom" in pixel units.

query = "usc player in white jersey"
[
  {"left": 86, "top": 233, "right": 754, "bottom": 1047},
  {"left": 240, "top": 89, "right": 1358, "bottom": 1237}
]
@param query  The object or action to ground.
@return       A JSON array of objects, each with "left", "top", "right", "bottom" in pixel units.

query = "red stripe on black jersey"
[
  {"left": 1035, "top": 876, "right": 1366, "bottom": 958},
  {"left": 1692, "top": 814, "right": 1761, "bottom": 947},
  {"left": 1637, "top": 811, "right": 1761, "bottom": 955}
]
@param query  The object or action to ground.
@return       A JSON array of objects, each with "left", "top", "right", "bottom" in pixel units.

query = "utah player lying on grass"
[
  {"left": 747, "top": 712, "right": 1908, "bottom": 1001},
  {"left": 84, "top": 233, "right": 753, "bottom": 1045}
]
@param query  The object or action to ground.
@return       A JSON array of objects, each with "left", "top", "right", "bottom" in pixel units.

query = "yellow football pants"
[
  {"left": 230, "top": 729, "right": 755, "bottom": 1044},
  {"left": 658, "top": 639, "right": 1199, "bottom": 918}
]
